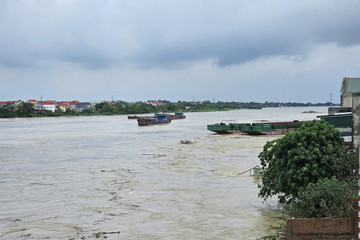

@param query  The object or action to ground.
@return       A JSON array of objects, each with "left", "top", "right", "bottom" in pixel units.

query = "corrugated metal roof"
[{"left": 344, "top": 78, "right": 360, "bottom": 93}]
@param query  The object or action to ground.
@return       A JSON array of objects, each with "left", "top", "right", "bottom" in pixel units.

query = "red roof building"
[
  {"left": 28, "top": 99, "right": 38, "bottom": 105},
  {"left": 60, "top": 100, "right": 79, "bottom": 105},
  {"left": 44, "top": 100, "right": 57, "bottom": 104},
  {"left": 0, "top": 100, "right": 22, "bottom": 106},
  {"left": 147, "top": 101, "right": 166, "bottom": 106}
]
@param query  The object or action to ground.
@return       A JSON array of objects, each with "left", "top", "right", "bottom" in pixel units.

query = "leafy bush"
[
  {"left": 258, "top": 120, "right": 356, "bottom": 203},
  {"left": 288, "top": 177, "right": 357, "bottom": 218}
]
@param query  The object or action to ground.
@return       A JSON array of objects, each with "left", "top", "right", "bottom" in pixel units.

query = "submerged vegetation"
[{"left": 0, "top": 100, "right": 333, "bottom": 118}]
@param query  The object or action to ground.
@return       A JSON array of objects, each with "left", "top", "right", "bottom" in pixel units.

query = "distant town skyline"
[
  {"left": 1, "top": 1, "right": 360, "bottom": 103},
  {"left": 0, "top": 98, "right": 337, "bottom": 105}
]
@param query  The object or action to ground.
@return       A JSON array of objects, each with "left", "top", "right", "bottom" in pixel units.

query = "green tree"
[
  {"left": 95, "top": 102, "right": 106, "bottom": 111},
  {"left": 258, "top": 120, "right": 356, "bottom": 203},
  {"left": 16, "top": 102, "right": 34, "bottom": 117},
  {"left": 81, "top": 108, "right": 94, "bottom": 115},
  {"left": 0, "top": 105, "right": 16, "bottom": 118},
  {"left": 163, "top": 103, "right": 180, "bottom": 112},
  {"left": 97, "top": 102, "right": 116, "bottom": 114},
  {"left": 288, "top": 177, "right": 357, "bottom": 218},
  {"left": 65, "top": 108, "right": 74, "bottom": 115}
]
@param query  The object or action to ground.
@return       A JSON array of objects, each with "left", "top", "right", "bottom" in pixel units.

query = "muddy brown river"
[{"left": 0, "top": 107, "right": 326, "bottom": 239}]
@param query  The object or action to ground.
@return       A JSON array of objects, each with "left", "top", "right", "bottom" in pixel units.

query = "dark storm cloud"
[
  {"left": 130, "top": 3, "right": 360, "bottom": 68},
  {"left": 1, "top": 0, "right": 360, "bottom": 103},
  {"left": 130, "top": 37, "right": 299, "bottom": 68},
  {"left": 1, "top": 0, "right": 360, "bottom": 70},
  {"left": 130, "top": 33, "right": 308, "bottom": 69}
]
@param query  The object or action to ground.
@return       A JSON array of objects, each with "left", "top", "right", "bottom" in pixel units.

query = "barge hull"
[{"left": 208, "top": 121, "right": 307, "bottom": 135}]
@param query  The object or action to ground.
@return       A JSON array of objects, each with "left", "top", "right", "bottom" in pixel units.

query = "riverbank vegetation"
[
  {"left": 259, "top": 120, "right": 357, "bottom": 239},
  {"left": 0, "top": 100, "right": 333, "bottom": 118}
]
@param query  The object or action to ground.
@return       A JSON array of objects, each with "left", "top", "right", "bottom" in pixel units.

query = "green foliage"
[
  {"left": 0, "top": 102, "right": 35, "bottom": 118},
  {"left": 80, "top": 108, "right": 94, "bottom": 115},
  {"left": 91, "top": 100, "right": 254, "bottom": 114},
  {"left": 287, "top": 177, "right": 357, "bottom": 218},
  {"left": 0, "top": 100, "right": 333, "bottom": 118},
  {"left": 97, "top": 102, "right": 117, "bottom": 114},
  {"left": 258, "top": 120, "right": 356, "bottom": 203},
  {"left": 0, "top": 105, "right": 16, "bottom": 118},
  {"left": 94, "top": 101, "right": 158, "bottom": 115},
  {"left": 16, "top": 102, "right": 34, "bottom": 117},
  {"left": 163, "top": 103, "right": 182, "bottom": 112}
]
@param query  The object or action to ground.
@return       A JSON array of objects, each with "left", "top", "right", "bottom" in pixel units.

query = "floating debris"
[
  {"left": 179, "top": 139, "right": 193, "bottom": 144},
  {"left": 100, "top": 169, "right": 116, "bottom": 173},
  {"left": 302, "top": 110, "right": 321, "bottom": 113},
  {"left": 141, "top": 153, "right": 166, "bottom": 158},
  {"left": 93, "top": 231, "right": 120, "bottom": 238}
]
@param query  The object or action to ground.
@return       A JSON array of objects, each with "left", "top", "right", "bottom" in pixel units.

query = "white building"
[{"left": 34, "top": 100, "right": 57, "bottom": 112}]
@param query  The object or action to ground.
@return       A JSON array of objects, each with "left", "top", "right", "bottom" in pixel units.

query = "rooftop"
[{"left": 341, "top": 77, "right": 360, "bottom": 94}]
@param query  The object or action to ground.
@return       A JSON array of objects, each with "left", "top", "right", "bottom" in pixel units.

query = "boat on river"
[
  {"left": 207, "top": 120, "right": 308, "bottom": 135},
  {"left": 207, "top": 120, "right": 246, "bottom": 134},
  {"left": 137, "top": 114, "right": 171, "bottom": 126},
  {"left": 129, "top": 112, "right": 185, "bottom": 120},
  {"left": 128, "top": 115, "right": 155, "bottom": 119},
  {"left": 168, "top": 112, "right": 186, "bottom": 120},
  {"left": 240, "top": 120, "right": 307, "bottom": 135}
]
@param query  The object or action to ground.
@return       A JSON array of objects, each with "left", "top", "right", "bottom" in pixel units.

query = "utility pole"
[{"left": 330, "top": 93, "right": 332, "bottom": 106}]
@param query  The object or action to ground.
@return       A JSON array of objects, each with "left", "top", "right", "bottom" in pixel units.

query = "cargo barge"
[
  {"left": 207, "top": 120, "right": 308, "bottom": 135},
  {"left": 206, "top": 121, "right": 246, "bottom": 134},
  {"left": 240, "top": 120, "right": 307, "bottom": 135},
  {"left": 128, "top": 115, "right": 155, "bottom": 119},
  {"left": 137, "top": 114, "right": 171, "bottom": 126},
  {"left": 129, "top": 112, "right": 185, "bottom": 120},
  {"left": 168, "top": 112, "right": 186, "bottom": 120}
]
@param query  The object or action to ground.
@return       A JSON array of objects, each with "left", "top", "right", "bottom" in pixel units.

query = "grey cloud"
[
  {"left": 0, "top": 0, "right": 360, "bottom": 70},
  {"left": 126, "top": 0, "right": 360, "bottom": 68},
  {"left": 129, "top": 33, "right": 306, "bottom": 68}
]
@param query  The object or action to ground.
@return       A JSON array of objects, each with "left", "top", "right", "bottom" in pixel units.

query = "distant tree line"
[
  {"left": 262, "top": 101, "right": 335, "bottom": 107},
  {"left": 0, "top": 100, "right": 334, "bottom": 118}
]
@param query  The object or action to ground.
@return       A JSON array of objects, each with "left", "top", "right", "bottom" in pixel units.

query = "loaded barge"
[
  {"left": 137, "top": 114, "right": 171, "bottom": 126},
  {"left": 128, "top": 115, "right": 155, "bottom": 120},
  {"left": 240, "top": 120, "right": 307, "bottom": 135},
  {"left": 207, "top": 120, "right": 308, "bottom": 135},
  {"left": 168, "top": 112, "right": 186, "bottom": 120},
  {"left": 206, "top": 120, "right": 246, "bottom": 134},
  {"left": 129, "top": 112, "right": 185, "bottom": 120}
]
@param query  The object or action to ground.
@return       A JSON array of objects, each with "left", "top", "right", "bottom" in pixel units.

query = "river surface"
[{"left": 0, "top": 107, "right": 327, "bottom": 240}]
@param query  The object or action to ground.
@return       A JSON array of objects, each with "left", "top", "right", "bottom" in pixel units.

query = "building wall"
[
  {"left": 58, "top": 105, "right": 67, "bottom": 112},
  {"left": 286, "top": 216, "right": 356, "bottom": 240},
  {"left": 352, "top": 93, "right": 360, "bottom": 147},
  {"left": 342, "top": 93, "right": 353, "bottom": 108},
  {"left": 328, "top": 107, "right": 352, "bottom": 115},
  {"left": 42, "top": 105, "right": 56, "bottom": 112},
  {"left": 34, "top": 103, "right": 56, "bottom": 112}
]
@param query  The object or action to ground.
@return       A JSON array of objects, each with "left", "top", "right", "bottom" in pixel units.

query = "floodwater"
[{"left": 0, "top": 107, "right": 327, "bottom": 239}]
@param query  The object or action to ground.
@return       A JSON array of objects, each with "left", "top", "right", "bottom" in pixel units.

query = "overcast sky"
[{"left": 1, "top": 0, "right": 360, "bottom": 103}]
